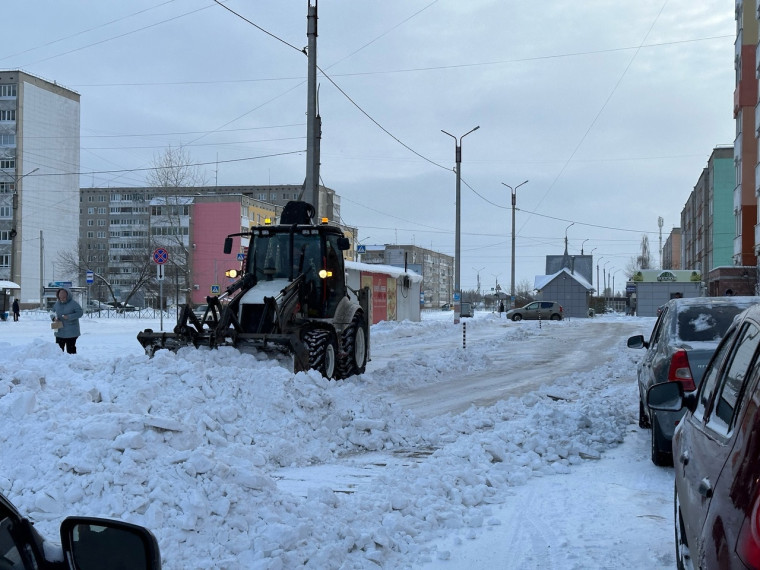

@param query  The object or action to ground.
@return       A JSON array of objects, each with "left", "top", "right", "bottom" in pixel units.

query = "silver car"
[
  {"left": 505, "top": 301, "right": 563, "bottom": 321},
  {"left": 627, "top": 296, "right": 760, "bottom": 466}
]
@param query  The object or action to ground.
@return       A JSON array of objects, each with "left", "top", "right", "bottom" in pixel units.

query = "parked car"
[
  {"left": 85, "top": 300, "right": 110, "bottom": 313},
  {"left": 627, "top": 296, "right": 760, "bottom": 465},
  {"left": 193, "top": 303, "right": 210, "bottom": 321},
  {"left": 505, "top": 301, "right": 563, "bottom": 321},
  {"left": 107, "top": 301, "right": 137, "bottom": 312},
  {"left": 0, "top": 489, "right": 160, "bottom": 569},
  {"left": 460, "top": 302, "right": 474, "bottom": 318},
  {"left": 648, "top": 301, "right": 760, "bottom": 569},
  {"left": 441, "top": 303, "right": 451, "bottom": 311}
]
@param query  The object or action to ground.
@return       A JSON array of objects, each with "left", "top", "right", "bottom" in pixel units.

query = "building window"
[
  {"left": 0, "top": 159, "right": 15, "bottom": 169},
  {"left": 97, "top": 219, "right": 106, "bottom": 226},
  {"left": 0, "top": 230, "right": 10, "bottom": 241},
  {"left": 98, "top": 207, "right": 106, "bottom": 214},
  {"left": 0, "top": 109, "right": 15, "bottom": 121},
  {"left": 0, "top": 85, "right": 17, "bottom": 98},
  {"left": 87, "top": 219, "right": 94, "bottom": 227},
  {"left": 0, "top": 181, "right": 13, "bottom": 193},
  {"left": 88, "top": 207, "right": 95, "bottom": 214},
  {"left": 0, "top": 254, "right": 8, "bottom": 267},
  {"left": 0, "top": 134, "right": 15, "bottom": 145},
  {"left": 0, "top": 206, "right": 10, "bottom": 218},
  {"left": 87, "top": 231, "right": 94, "bottom": 238}
]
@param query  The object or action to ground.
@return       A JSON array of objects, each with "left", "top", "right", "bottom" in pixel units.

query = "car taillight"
[
  {"left": 737, "top": 494, "right": 760, "bottom": 568},
  {"left": 667, "top": 349, "right": 696, "bottom": 392},
  {"left": 560, "top": 305, "right": 563, "bottom": 313}
]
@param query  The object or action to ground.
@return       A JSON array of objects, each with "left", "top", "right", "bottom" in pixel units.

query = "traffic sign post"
[{"left": 152, "top": 248, "right": 169, "bottom": 330}]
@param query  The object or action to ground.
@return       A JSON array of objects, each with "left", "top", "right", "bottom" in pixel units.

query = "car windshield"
[{"left": 676, "top": 305, "right": 748, "bottom": 342}]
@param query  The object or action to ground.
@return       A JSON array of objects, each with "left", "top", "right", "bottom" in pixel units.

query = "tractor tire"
[
  {"left": 303, "top": 328, "right": 337, "bottom": 379},
  {"left": 338, "top": 312, "right": 368, "bottom": 379}
]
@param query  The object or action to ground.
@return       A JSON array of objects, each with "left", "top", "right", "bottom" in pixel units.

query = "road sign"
[
  {"left": 156, "top": 264, "right": 165, "bottom": 281},
  {"left": 211, "top": 284, "right": 220, "bottom": 295},
  {"left": 237, "top": 253, "right": 245, "bottom": 261},
  {"left": 356, "top": 244, "right": 366, "bottom": 253},
  {"left": 152, "top": 248, "right": 169, "bottom": 265},
  {"left": 86, "top": 271, "right": 94, "bottom": 284}
]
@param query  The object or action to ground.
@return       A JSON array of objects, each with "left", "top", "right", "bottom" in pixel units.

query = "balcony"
[{"left": 755, "top": 223, "right": 760, "bottom": 251}]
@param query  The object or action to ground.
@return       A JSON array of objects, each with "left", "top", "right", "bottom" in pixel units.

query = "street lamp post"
[
  {"left": 502, "top": 180, "right": 528, "bottom": 309},
  {"left": 473, "top": 266, "right": 485, "bottom": 297},
  {"left": 581, "top": 239, "right": 589, "bottom": 255},
  {"left": 603, "top": 261, "right": 611, "bottom": 310},
  {"left": 9, "top": 167, "right": 39, "bottom": 287},
  {"left": 442, "top": 126, "right": 479, "bottom": 324},
  {"left": 564, "top": 222, "right": 575, "bottom": 253},
  {"left": 596, "top": 256, "right": 604, "bottom": 297}
]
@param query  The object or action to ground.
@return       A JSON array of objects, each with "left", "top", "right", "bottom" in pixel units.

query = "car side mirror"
[
  {"left": 627, "top": 335, "right": 647, "bottom": 349},
  {"left": 61, "top": 517, "right": 162, "bottom": 570},
  {"left": 647, "top": 382, "right": 684, "bottom": 413}
]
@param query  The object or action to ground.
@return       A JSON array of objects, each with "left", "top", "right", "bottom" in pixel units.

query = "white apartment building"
[{"left": 0, "top": 70, "right": 80, "bottom": 305}]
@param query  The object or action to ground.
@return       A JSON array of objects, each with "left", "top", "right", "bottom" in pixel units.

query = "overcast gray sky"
[{"left": 4, "top": 1, "right": 735, "bottom": 294}]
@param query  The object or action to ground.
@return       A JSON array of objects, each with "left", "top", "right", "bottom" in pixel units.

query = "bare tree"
[
  {"left": 145, "top": 146, "right": 208, "bottom": 308},
  {"left": 637, "top": 235, "right": 651, "bottom": 270},
  {"left": 58, "top": 240, "right": 154, "bottom": 307}
]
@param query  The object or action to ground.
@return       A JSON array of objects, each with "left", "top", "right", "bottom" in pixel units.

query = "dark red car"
[{"left": 648, "top": 302, "right": 760, "bottom": 569}]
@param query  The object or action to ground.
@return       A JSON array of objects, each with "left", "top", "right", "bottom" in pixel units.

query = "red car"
[{"left": 648, "top": 302, "right": 760, "bottom": 568}]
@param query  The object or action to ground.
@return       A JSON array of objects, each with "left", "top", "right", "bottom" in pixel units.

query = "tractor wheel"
[
  {"left": 303, "top": 328, "right": 337, "bottom": 379},
  {"left": 338, "top": 312, "right": 368, "bottom": 379}
]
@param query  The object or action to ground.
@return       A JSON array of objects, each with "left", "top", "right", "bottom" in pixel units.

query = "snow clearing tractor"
[{"left": 137, "top": 201, "right": 370, "bottom": 379}]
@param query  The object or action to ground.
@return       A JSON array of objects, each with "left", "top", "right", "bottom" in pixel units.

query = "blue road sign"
[
  {"left": 237, "top": 253, "right": 245, "bottom": 261},
  {"left": 211, "top": 285, "right": 221, "bottom": 295},
  {"left": 86, "top": 271, "right": 94, "bottom": 284},
  {"left": 152, "top": 248, "right": 169, "bottom": 265}
]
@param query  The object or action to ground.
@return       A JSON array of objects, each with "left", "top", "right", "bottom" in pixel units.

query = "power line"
[{"left": 27, "top": 150, "right": 305, "bottom": 178}]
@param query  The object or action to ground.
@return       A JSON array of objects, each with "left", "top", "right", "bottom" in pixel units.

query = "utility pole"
[
  {"left": 303, "top": 1, "right": 321, "bottom": 216},
  {"left": 502, "top": 180, "right": 528, "bottom": 309},
  {"left": 442, "top": 126, "right": 479, "bottom": 324}
]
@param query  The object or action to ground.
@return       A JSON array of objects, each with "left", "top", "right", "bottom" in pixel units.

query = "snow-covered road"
[
  {"left": 378, "top": 318, "right": 638, "bottom": 417},
  {"left": 0, "top": 310, "right": 675, "bottom": 569}
]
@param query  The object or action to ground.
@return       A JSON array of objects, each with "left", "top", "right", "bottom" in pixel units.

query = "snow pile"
[{"left": 0, "top": 312, "right": 647, "bottom": 569}]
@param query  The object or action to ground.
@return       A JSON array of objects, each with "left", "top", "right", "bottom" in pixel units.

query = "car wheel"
[
  {"left": 639, "top": 400, "right": 651, "bottom": 429},
  {"left": 550, "top": 314, "right": 562, "bottom": 321},
  {"left": 674, "top": 484, "right": 693, "bottom": 570},
  {"left": 512, "top": 314, "right": 522, "bottom": 322},
  {"left": 650, "top": 412, "right": 673, "bottom": 466}
]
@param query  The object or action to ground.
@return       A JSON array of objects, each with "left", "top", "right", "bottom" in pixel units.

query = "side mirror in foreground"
[{"left": 61, "top": 517, "right": 161, "bottom": 570}]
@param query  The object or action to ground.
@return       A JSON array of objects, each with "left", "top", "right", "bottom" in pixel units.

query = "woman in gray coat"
[{"left": 52, "top": 287, "right": 83, "bottom": 354}]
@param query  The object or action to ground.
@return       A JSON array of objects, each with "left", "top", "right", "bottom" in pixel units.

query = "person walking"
[
  {"left": 51, "top": 287, "right": 83, "bottom": 354},
  {"left": 11, "top": 299, "right": 19, "bottom": 322}
]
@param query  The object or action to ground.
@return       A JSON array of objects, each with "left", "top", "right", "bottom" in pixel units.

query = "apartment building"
[
  {"left": 735, "top": 1, "right": 758, "bottom": 265},
  {"left": 681, "top": 146, "right": 735, "bottom": 274},
  {"left": 661, "top": 228, "right": 681, "bottom": 270},
  {"left": 360, "top": 244, "right": 453, "bottom": 308},
  {"left": 0, "top": 70, "right": 80, "bottom": 305}
]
